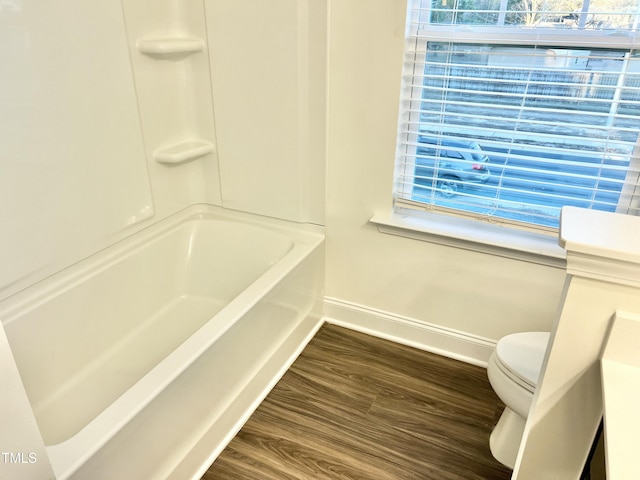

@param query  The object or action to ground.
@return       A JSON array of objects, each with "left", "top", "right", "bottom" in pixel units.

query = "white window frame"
[
  {"left": 398, "top": 32, "right": 640, "bottom": 219},
  {"left": 380, "top": 1, "right": 640, "bottom": 262}
]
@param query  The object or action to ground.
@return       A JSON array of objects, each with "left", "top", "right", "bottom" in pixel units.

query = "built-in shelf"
[
  {"left": 137, "top": 37, "right": 204, "bottom": 58},
  {"left": 153, "top": 140, "right": 214, "bottom": 165}
]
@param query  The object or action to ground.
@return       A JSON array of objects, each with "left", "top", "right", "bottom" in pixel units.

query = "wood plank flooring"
[{"left": 203, "top": 324, "right": 512, "bottom": 479}]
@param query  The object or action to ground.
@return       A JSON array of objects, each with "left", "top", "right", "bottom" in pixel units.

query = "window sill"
[{"left": 370, "top": 208, "right": 567, "bottom": 268}]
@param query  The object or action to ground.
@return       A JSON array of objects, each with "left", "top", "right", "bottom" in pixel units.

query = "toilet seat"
[{"left": 495, "top": 332, "right": 550, "bottom": 392}]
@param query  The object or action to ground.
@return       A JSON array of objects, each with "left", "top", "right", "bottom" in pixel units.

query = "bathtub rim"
[
  {"left": 0, "top": 204, "right": 324, "bottom": 479},
  {"left": 0, "top": 204, "right": 323, "bottom": 324}
]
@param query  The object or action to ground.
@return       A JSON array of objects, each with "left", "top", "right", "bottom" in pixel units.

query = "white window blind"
[{"left": 395, "top": 0, "right": 640, "bottom": 232}]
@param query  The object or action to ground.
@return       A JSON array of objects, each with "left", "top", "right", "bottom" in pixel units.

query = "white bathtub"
[{"left": 0, "top": 205, "right": 324, "bottom": 479}]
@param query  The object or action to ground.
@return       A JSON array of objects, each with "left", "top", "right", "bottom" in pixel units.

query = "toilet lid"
[{"left": 495, "top": 332, "right": 550, "bottom": 389}]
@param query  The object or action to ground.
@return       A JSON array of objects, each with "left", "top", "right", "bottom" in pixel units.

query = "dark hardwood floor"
[{"left": 203, "top": 323, "right": 512, "bottom": 479}]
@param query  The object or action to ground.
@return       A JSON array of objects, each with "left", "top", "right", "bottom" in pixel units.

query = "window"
[{"left": 394, "top": 0, "right": 640, "bottom": 233}]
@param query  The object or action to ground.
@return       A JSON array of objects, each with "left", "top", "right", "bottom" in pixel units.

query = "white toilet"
[{"left": 487, "top": 331, "right": 550, "bottom": 469}]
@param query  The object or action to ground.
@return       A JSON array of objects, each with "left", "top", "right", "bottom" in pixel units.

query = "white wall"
[{"left": 325, "top": 0, "right": 566, "bottom": 346}]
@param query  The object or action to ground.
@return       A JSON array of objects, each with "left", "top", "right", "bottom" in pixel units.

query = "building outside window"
[{"left": 394, "top": 0, "right": 640, "bottom": 233}]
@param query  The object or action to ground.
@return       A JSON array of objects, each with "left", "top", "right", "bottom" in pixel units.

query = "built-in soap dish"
[
  {"left": 153, "top": 140, "right": 214, "bottom": 165},
  {"left": 137, "top": 37, "right": 204, "bottom": 58}
]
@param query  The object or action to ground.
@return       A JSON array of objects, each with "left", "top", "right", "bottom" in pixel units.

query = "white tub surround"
[
  {"left": 0, "top": 205, "right": 324, "bottom": 480},
  {"left": 205, "top": 0, "right": 327, "bottom": 224},
  {"left": 514, "top": 207, "right": 640, "bottom": 479}
]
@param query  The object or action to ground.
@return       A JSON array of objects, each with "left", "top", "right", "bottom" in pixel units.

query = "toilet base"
[{"left": 490, "top": 406, "right": 526, "bottom": 469}]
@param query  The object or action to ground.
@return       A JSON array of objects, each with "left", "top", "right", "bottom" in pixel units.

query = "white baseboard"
[{"left": 323, "top": 297, "right": 496, "bottom": 367}]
